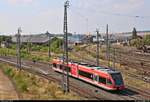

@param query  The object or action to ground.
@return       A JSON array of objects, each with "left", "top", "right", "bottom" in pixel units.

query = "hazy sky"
[{"left": 0, "top": 0, "right": 150, "bottom": 35}]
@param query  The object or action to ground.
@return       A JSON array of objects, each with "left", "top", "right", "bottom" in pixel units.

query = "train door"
[
  {"left": 93, "top": 74, "right": 99, "bottom": 84},
  {"left": 71, "top": 64, "right": 78, "bottom": 77}
]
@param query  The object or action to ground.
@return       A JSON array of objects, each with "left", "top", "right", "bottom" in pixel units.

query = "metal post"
[
  {"left": 27, "top": 37, "right": 31, "bottom": 54},
  {"left": 49, "top": 34, "right": 51, "bottom": 58},
  {"left": 62, "top": 42, "right": 65, "bottom": 93},
  {"left": 46, "top": 31, "right": 51, "bottom": 58},
  {"left": 119, "top": 50, "right": 121, "bottom": 68},
  {"left": 16, "top": 27, "right": 22, "bottom": 69},
  {"left": 113, "top": 48, "right": 116, "bottom": 69},
  {"left": 63, "top": 0, "right": 70, "bottom": 93},
  {"left": 106, "top": 24, "right": 110, "bottom": 67},
  {"left": 96, "top": 29, "right": 100, "bottom": 66}
]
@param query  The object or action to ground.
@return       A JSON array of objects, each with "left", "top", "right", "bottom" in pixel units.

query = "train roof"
[
  {"left": 78, "top": 63, "right": 120, "bottom": 74},
  {"left": 55, "top": 58, "right": 120, "bottom": 74}
]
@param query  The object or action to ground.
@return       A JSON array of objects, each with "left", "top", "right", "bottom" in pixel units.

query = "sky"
[{"left": 0, "top": 0, "right": 150, "bottom": 35}]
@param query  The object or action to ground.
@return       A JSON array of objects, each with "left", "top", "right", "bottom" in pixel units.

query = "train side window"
[
  {"left": 53, "top": 63, "right": 57, "bottom": 68},
  {"left": 107, "top": 79, "right": 112, "bottom": 85},
  {"left": 99, "top": 76, "right": 106, "bottom": 84},
  {"left": 78, "top": 70, "right": 93, "bottom": 80},
  {"left": 93, "top": 75, "right": 99, "bottom": 82},
  {"left": 59, "top": 65, "right": 63, "bottom": 70}
]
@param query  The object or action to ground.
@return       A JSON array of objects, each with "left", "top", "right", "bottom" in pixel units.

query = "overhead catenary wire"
[
  {"left": 69, "top": 6, "right": 90, "bottom": 34},
  {"left": 70, "top": 4, "right": 150, "bottom": 35},
  {"left": 71, "top": 2, "right": 150, "bottom": 32},
  {"left": 70, "top": 3, "right": 150, "bottom": 19},
  {"left": 70, "top": 7, "right": 101, "bottom": 35}
]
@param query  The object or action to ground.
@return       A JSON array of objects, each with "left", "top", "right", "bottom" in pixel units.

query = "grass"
[
  {"left": 0, "top": 63, "right": 84, "bottom": 100},
  {"left": 0, "top": 47, "right": 52, "bottom": 63},
  {"left": 0, "top": 48, "right": 16, "bottom": 56},
  {"left": 0, "top": 37, "right": 63, "bottom": 63}
]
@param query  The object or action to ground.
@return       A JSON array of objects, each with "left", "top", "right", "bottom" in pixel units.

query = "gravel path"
[{"left": 0, "top": 69, "right": 19, "bottom": 100}]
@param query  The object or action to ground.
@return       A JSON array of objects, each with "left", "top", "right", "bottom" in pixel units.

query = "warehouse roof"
[{"left": 11, "top": 34, "right": 63, "bottom": 44}]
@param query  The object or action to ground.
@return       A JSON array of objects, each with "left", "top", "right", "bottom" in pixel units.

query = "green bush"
[
  {"left": 40, "top": 46, "right": 48, "bottom": 52},
  {"left": 9, "top": 44, "right": 16, "bottom": 50},
  {"left": 18, "top": 81, "right": 28, "bottom": 92},
  {"left": 143, "top": 35, "right": 150, "bottom": 45},
  {"left": 0, "top": 48, "right": 16, "bottom": 56},
  {"left": 130, "top": 35, "right": 150, "bottom": 48},
  {"left": 32, "top": 45, "right": 42, "bottom": 51},
  {"left": 130, "top": 38, "right": 144, "bottom": 48},
  {"left": 32, "top": 56, "right": 40, "bottom": 62},
  {"left": 3, "top": 67, "right": 13, "bottom": 76},
  {"left": 74, "top": 46, "right": 81, "bottom": 52},
  {"left": 50, "top": 37, "right": 63, "bottom": 54}
]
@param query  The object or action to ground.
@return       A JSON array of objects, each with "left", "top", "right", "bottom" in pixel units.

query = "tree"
[
  {"left": 50, "top": 37, "right": 63, "bottom": 53},
  {"left": 132, "top": 28, "right": 137, "bottom": 39}
]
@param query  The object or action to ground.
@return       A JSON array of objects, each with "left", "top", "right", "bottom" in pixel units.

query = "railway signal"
[{"left": 16, "top": 27, "right": 22, "bottom": 70}]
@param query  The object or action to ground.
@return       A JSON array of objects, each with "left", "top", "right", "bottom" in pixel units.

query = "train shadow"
[
  {"left": 74, "top": 77, "right": 140, "bottom": 97},
  {"left": 110, "top": 88, "right": 139, "bottom": 96},
  {"left": 91, "top": 85, "right": 139, "bottom": 97},
  {"left": 54, "top": 71, "right": 139, "bottom": 97}
]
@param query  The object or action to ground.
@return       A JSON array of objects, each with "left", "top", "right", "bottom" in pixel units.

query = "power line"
[
  {"left": 70, "top": 4, "right": 150, "bottom": 19},
  {"left": 69, "top": 5, "right": 92, "bottom": 34},
  {"left": 70, "top": 4, "right": 150, "bottom": 35}
]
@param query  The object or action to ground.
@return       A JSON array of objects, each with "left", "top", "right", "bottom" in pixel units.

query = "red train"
[{"left": 52, "top": 58, "right": 125, "bottom": 91}]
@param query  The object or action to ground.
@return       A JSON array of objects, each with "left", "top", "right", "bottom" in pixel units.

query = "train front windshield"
[{"left": 111, "top": 73, "right": 124, "bottom": 86}]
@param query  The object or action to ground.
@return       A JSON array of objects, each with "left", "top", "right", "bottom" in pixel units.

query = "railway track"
[
  {"left": 85, "top": 45, "right": 150, "bottom": 63},
  {"left": 70, "top": 51, "right": 150, "bottom": 93},
  {"left": 80, "top": 46, "right": 150, "bottom": 79},
  {"left": 71, "top": 50, "right": 150, "bottom": 83},
  {"left": 0, "top": 56, "right": 149, "bottom": 100}
]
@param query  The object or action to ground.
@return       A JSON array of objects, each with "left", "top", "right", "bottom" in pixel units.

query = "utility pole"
[
  {"left": 96, "top": 29, "right": 100, "bottom": 66},
  {"left": 63, "top": 0, "right": 70, "bottom": 93},
  {"left": 106, "top": 24, "right": 110, "bottom": 67},
  {"left": 27, "top": 36, "right": 32, "bottom": 54},
  {"left": 16, "top": 27, "right": 22, "bottom": 69},
  {"left": 113, "top": 48, "right": 116, "bottom": 69},
  {"left": 46, "top": 31, "right": 51, "bottom": 58}
]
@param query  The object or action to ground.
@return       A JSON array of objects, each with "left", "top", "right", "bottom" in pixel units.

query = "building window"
[{"left": 78, "top": 70, "right": 93, "bottom": 80}]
